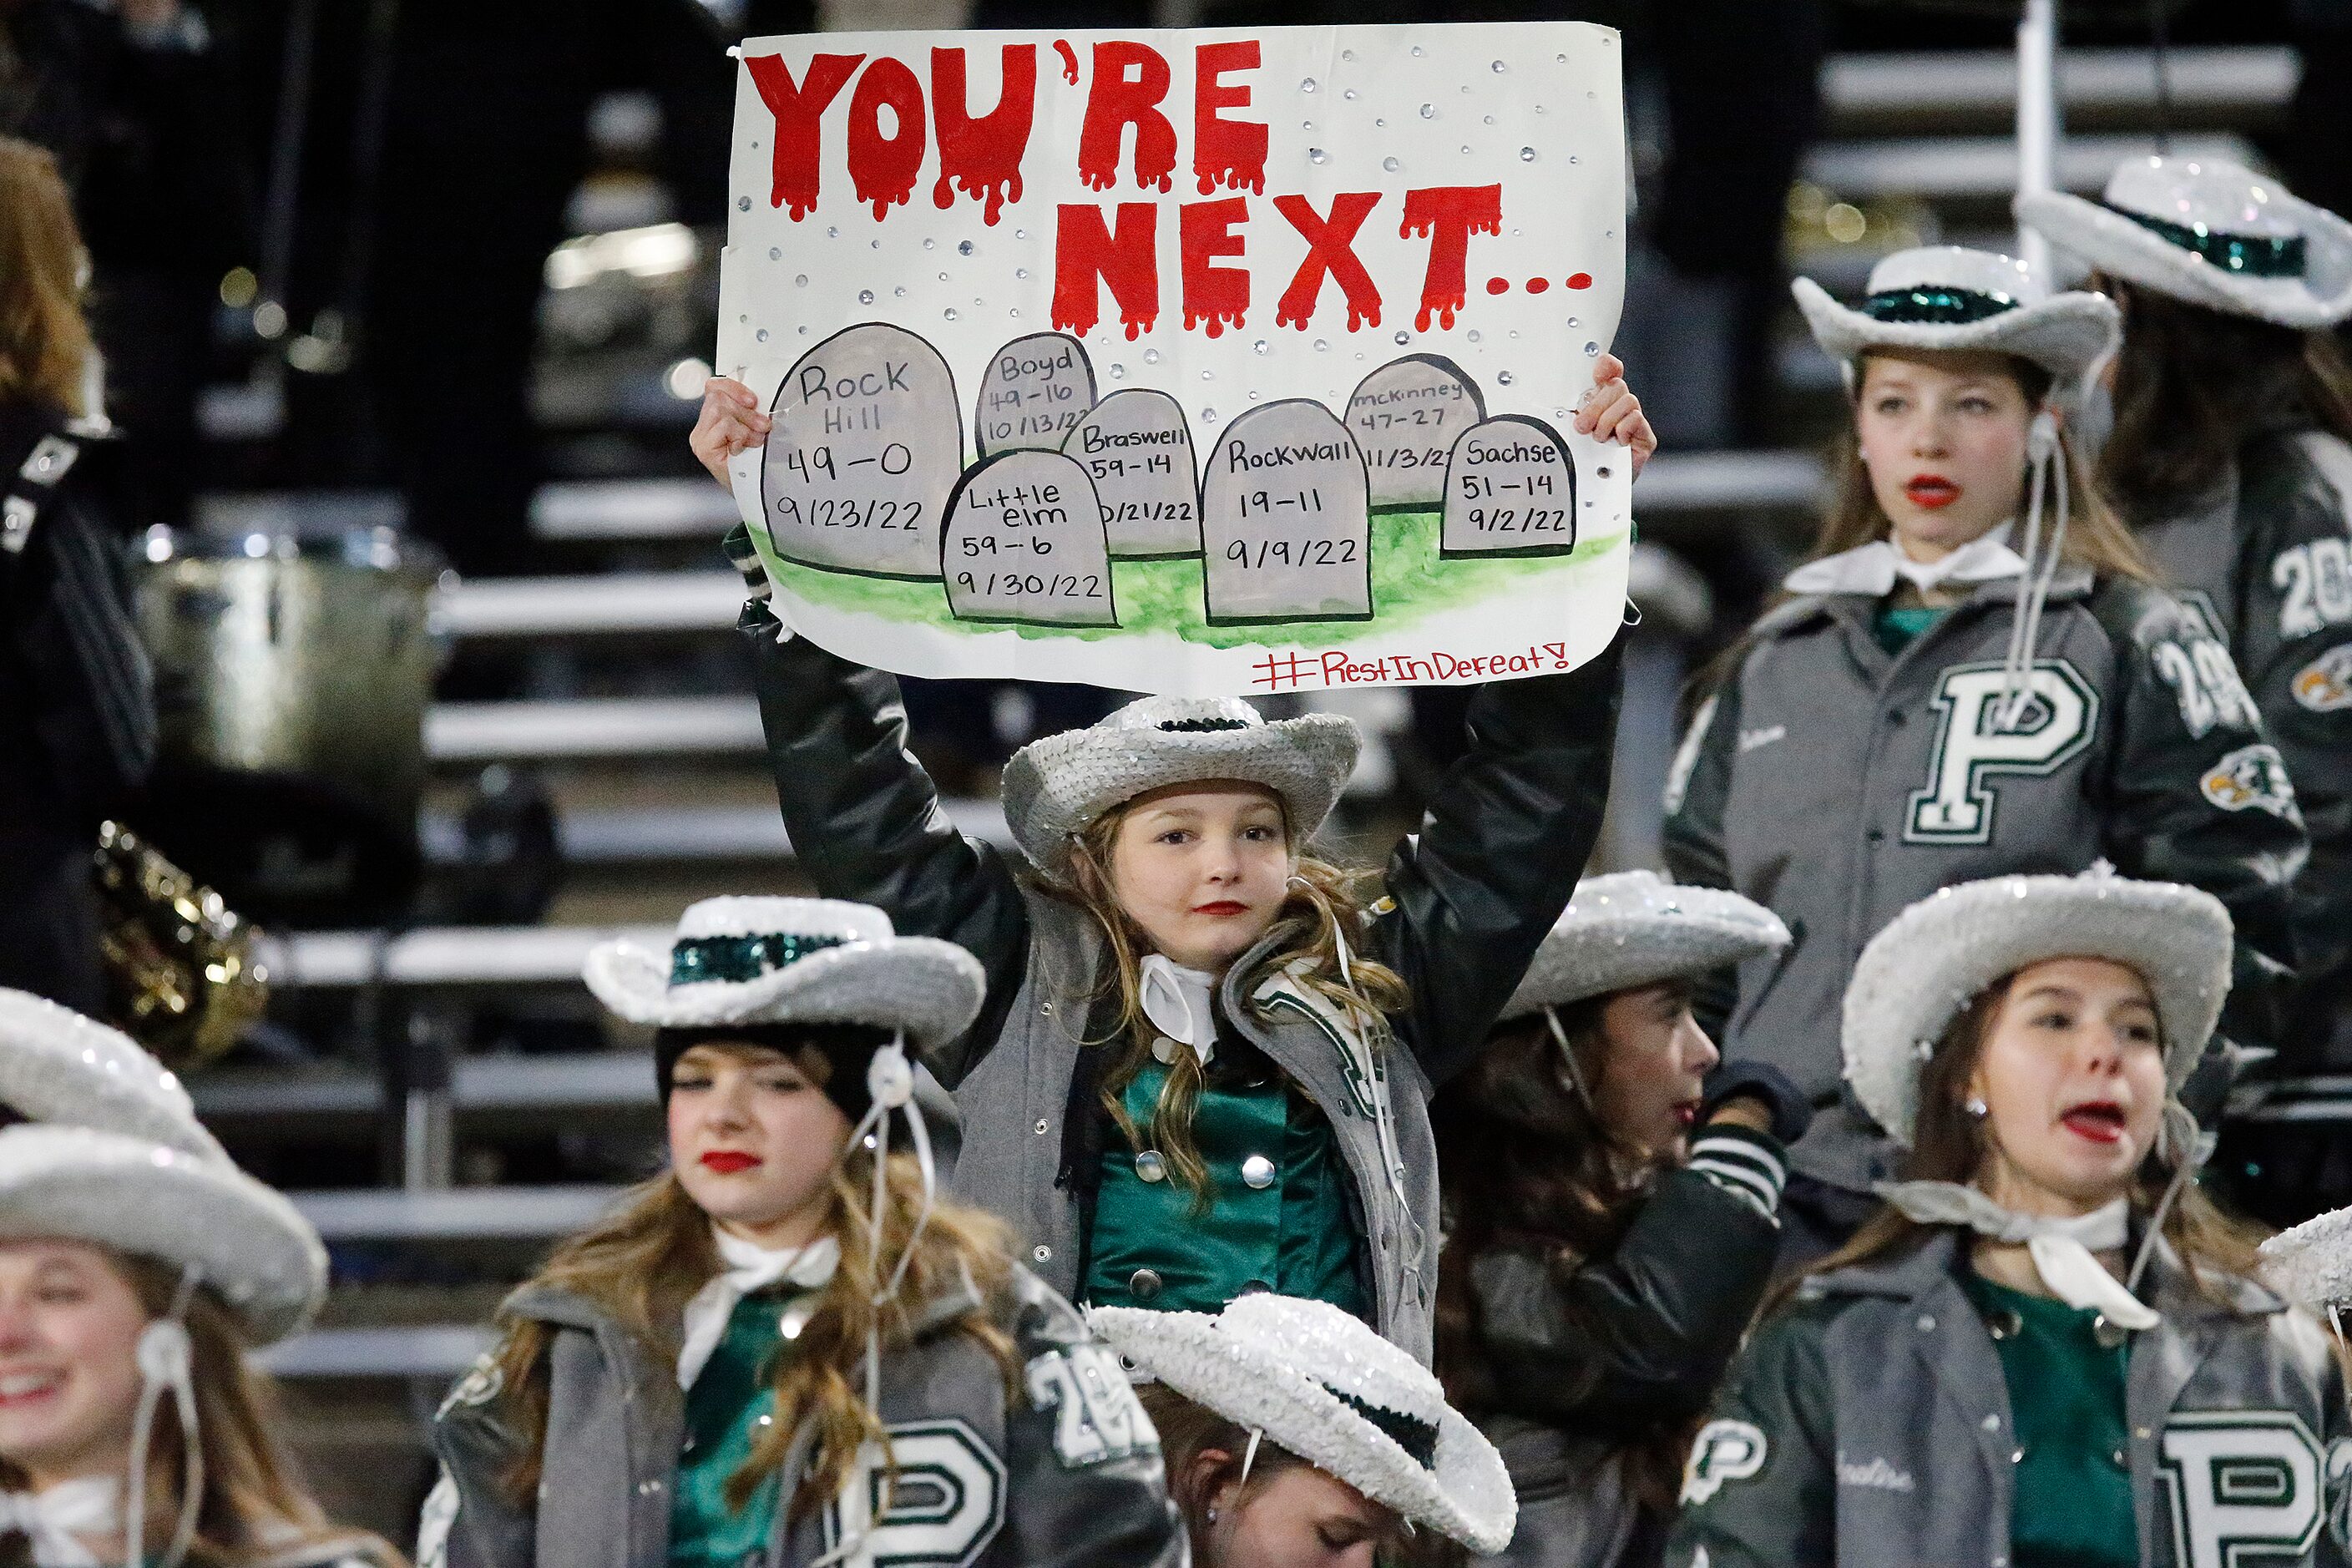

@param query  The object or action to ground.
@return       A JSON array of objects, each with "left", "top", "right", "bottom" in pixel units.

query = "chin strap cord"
[
  {"left": 124, "top": 1268, "right": 204, "bottom": 1568},
  {"left": 1995, "top": 410, "right": 2071, "bottom": 731}
]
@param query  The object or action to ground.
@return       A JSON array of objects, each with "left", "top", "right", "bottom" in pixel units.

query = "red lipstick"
[
  {"left": 1192, "top": 901, "right": 1247, "bottom": 917},
  {"left": 700, "top": 1151, "right": 762, "bottom": 1174},
  {"left": 1904, "top": 475, "right": 1961, "bottom": 510},
  {"left": 2059, "top": 1102, "right": 2126, "bottom": 1146}
]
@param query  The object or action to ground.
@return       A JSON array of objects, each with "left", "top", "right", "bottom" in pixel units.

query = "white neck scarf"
[
  {"left": 0, "top": 1477, "right": 119, "bottom": 1568},
  {"left": 1876, "top": 1184, "right": 2161, "bottom": 1331},
  {"left": 1783, "top": 521, "right": 2026, "bottom": 598},
  {"left": 676, "top": 1227, "right": 841, "bottom": 1390},
  {"left": 1139, "top": 955, "right": 1220, "bottom": 1067}
]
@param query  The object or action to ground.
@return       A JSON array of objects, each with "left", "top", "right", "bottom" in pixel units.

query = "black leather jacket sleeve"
[
  {"left": 1373, "top": 635, "right": 1625, "bottom": 1088},
  {"left": 2091, "top": 582, "right": 2307, "bottom": 1052},
  {"left": 743, "top": 607, "right": 1032, "bottom": 1085},
  {"left": 1468, "top": 1163, "right": 1780, "bottom": 1438}
]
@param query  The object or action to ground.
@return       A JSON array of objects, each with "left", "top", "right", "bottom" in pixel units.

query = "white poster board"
[{"left": 718, "top": 22, "right": 1628, "bottom": 695}]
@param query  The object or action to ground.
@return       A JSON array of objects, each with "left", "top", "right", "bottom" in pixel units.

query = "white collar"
[
  {"left": 1783, "top": 521, "right": 2025, "bottom": 598},
  {"left": 1139, "top": 955, "right": 1220, "bottom": 1067},
  {"left": 1877, "top": 1184, "right": 2159, "bottom": 1330},
  {"left": 675, "top": 1227, "right": 841, "bottom": 1389},
  {"left": 0, "top": 1477, "right": 119, "bottom": 1568}
]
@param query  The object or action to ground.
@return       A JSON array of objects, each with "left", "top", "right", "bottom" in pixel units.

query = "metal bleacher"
[{"left": 202, "top": 42, "right": 2331, "bottom": 1387}]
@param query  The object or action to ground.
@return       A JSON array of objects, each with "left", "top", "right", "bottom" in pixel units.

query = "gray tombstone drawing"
[
  {"left": 1062, "top": 390, "right": 1199, "bottom": 559},
  {"left": 974, "top": 332, "right": 1097, "bottom": 457},
  {"left": 761, "top": 324, "right": 960, "bottom": 579},
  {"left": 942, "top": 449, "right": 1119, "bottom": 628},
  {"left": 1441, "top": 416, "right": 1579, "bottom": 559},
  {"left": 1345, "top": 354, "right": 1485, "bottom": 510},
  {"left": 1200, "top": 401, "right": 1373, "bottom": 625}
]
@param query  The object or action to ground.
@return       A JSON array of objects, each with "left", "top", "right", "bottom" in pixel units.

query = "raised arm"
[
  {"left": 741, "top": 595, "right": 1031, "bottom": 1087},
  {"left": 1370, "top": 633, "right": 1624, "bottom": 1085}
]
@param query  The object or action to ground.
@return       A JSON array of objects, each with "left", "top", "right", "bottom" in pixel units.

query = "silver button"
[
  {"left": 1136, "top": 1151, "right": 1167, "bottom": 1183},
  {"left": 2092, "top": 1314, "right": 2129, "bottom": 1349},
  {"left": 1981, "top": 1414, "right": 2000, "bottom": 1431},
  {"left": 1129, "top": 1268, "right": 1162, "bottom": 1300},
  {"left": 1041, "top": 1002, "right": 1055, "bottom": 1015},
  {"left": 2134, "top": 1426, "right": 2152, "bottom": 1440},
  {"left": 1151, "top": 1035, "right": 1181, "bottom": 1064},
  {"left": 1033, "top": 1244, "right": 1052, "bottom": 1262},
  {"left": 1242, "top": 1154, "right": 1277, "bottom": 1189},
  {"left": 1917, "top": 1314, "right": 1937, "bottom": 1333},
  {"left": 2111, "top": 1448, "right": 2127, "bottom": 1469},
  {"left": 1034, "top": 1119, "right": 1050, "bottom": 1135},
  {"left": 2010, "top": 1448, "right": 2025, "bottom": 1464}
]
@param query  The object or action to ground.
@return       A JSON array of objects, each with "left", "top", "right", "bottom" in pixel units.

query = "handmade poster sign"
[{"left": 718, "top": 21, "right": 1630, "bottom": 693}]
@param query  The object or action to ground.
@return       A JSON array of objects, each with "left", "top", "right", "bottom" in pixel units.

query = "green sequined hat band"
[
  {"left": 2107, "top": 204, "right": 2308, "bottom": 278},
  {"left": 1858, "top": 286, "right": 2020, "bottom": 326},
  {"left": 670, "top": 932, "right": 848, "bottom": 986},
  {"left": 1328, "top": 1388, "right": 1439, "bottom": 1470}
]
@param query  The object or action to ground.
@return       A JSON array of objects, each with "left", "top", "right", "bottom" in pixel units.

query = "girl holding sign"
[
  {"left": 2021, "top": 156, "right": 2352, "bottom": 1074},
  {"left": 422, "top": 897, "right": 1184, "bottom": 1568},
  {"left": 1667, "top": 868, "right": 2351, "bottom": 1568},
  {"left": 1663, "top": 246, "right": 2307, "bottom": 1258},
  {"left": 1431, "top": 871, "right": 1808, "bottom": 1568},
  {"left": 689, "top": 357, "right": 1650, "bottom": 1366}
]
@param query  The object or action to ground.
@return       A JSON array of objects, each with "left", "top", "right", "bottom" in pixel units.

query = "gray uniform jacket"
[
  {"left": 744, "top": 614, "right": 1621, "bottom": 1365},
  {"left": 1663, "top": 569, "right": 2307, "bottom": 1193},
  {"left": 421, "top": 1262, "right": 1184, "bottom": 1568},
  {"left": 1665, "top": 1228, "right": 2352, "bottom": 1568},
  {"left": 2135, "top": 427, "right": 2352, "bottom": 1063}
]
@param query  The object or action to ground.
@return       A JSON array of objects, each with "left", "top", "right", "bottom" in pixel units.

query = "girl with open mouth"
[
  {"left": 1666, "top": 245, "right": 2307, "bottom": 1265},
  {"left": 1671, "top": 867, "right": 2349, "bottom": 1568}
]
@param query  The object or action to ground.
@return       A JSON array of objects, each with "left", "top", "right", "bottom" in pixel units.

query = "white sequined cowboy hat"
[
  {"left": 1843, "top": 867, "right": 2231, "bottom": 1146},
  {"left": 1000, "top": 696, "right": 1359, "bottom": 878},
  {"left": 1089, "top": 1293, "right": 1515, "bottom": 1554},
  {"left": 0, "top": 1123, "right": 326, "bottom": 1343},
  {"left": 2019, "top": 155, "right": 2352, "bottom": 329},
  {"left": 2258, "top": 1205, "right": 2352, "bottom": 1318},
  {"left": 1500, "top": 871, "right": 1790, "bottom": 1019},
  {"left": 1793, "top": 245, "right": 2121, "bottom": 401},
  {"left": 0, "top": 989, "right": 225, "bottom": 1160},
  {"left": 582, "top": 896, "right": 984, "bottom": 1047}
]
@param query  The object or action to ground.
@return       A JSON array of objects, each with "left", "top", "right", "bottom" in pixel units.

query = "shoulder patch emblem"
[
  {"left": 1682, "top": 1419, "right": 1768, "bottom": 1506},
  {"left": 1025, "top": 1343, "right": 1159, "bottom": 1469},
  {"left": 437, "top": 1352, "right": 503, "bottom": 1420},
  {"left": 2293, "top": 644, "right": 2352, "bottom": 712},
  {"left": 2152, "top": 628, "right": 2262, "bottom": 739},
  {"left": 827, "top": 1420, "right": 1007, "bottom": 1568},
  {"left": 2201, "top": 743, "right": 2298, "bottom": 819}
]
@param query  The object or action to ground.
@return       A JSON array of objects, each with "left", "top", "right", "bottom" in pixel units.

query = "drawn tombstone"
[
  {"left": 761, "top": 324, "right": 960, "bottom": 580},
  {"left": 1442, "top": 416, "right": 1580, "bottom": 559},
  {"left": 1061, "top": 390, "right": 1199, "bottom": 559},
  {"left": 942, "top": 449, "right": 1119, "bottom": 628},
  {"left": 1345, "top": 354, "right": 1486, "bottom": 510},
  {"left": 1200, "top": 401, "right": 1373, "bottom": 625},
  {"left": 974, "top": 332, "right": 1097, "bottom": 458}
]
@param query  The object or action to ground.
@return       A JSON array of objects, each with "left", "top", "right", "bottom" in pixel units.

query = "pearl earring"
[
  {"left": 1206, "top": 1508, "right": 1219, "bottom": 1525},
  {"left": 1965, "top": 1095, "right": 1989, "bottom": 1119}
]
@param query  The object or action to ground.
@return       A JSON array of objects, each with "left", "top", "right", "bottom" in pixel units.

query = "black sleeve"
[
  {"left": 1659, "top": 1302, "right": 1839, "bottom": 1568},
  {"left": 743, "top": 606, "right": 1032, "bottom": 1085},
  {"left": 2092, "top": 584, "right": 2306, "bottom": 1053},
  {"left": 998, "top": 1273, "right": 1186, "bottom": 1568},
  {"left": 1662, "top": 676, "right": 1743, "bottom": 1041},
  {"left": 1370, "top": 636, "right": 1624, "bottom": 1087},
  {"left": 1469, "top": 1161, "right": 1782, "bottom": 1435},
  {"left": 422, "top": 1357, "right": 536, "bottom": 1568},
  {"left": 2229, "top": 458, "right": 2352, "bottom": 1060}
]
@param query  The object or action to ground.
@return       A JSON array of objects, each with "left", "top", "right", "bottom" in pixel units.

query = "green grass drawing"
[{"left": 751, "top": 508, "right": 1621, "bottom": 650}]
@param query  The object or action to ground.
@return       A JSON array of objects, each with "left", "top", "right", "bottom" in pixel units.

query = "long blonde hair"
[
  {"left": 1055, "top": 797, "right": 1409, "bottom": 1201},
  {"left": 493, "top": 1142, "right": 1020, "bottom": 1523},
  {"left": 0, "top": 139, "right": 95, "bottom": 420},
  {"left": 0, "top": 1252, "right": 401, "bottom": 1568}
]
